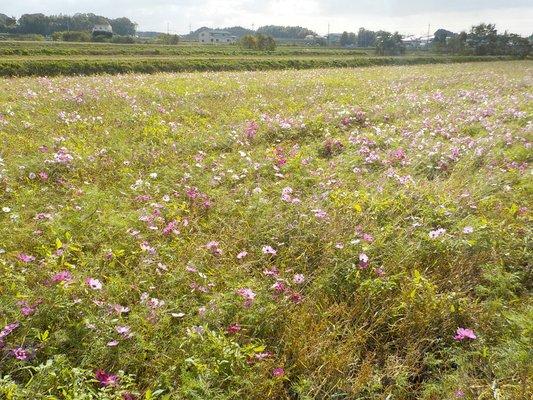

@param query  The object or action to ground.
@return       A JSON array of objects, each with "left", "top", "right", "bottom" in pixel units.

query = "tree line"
[
  {"left": 337, "top": 24, "right": 530, "bottom": 57},
  {"left": 433, "top": 24, "right": 531, "bottom": 57},
  {"left": 0, "top": 13, "right": 136, "bottom": 36}
]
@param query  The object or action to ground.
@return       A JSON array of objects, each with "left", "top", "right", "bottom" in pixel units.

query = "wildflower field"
[{"left": 0, "top": 61, "right": 531, "bottom": 399}]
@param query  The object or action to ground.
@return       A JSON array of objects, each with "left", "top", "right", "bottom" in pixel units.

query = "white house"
[{"left": 198, "top": 30, "right": 236, "bottom": 44}]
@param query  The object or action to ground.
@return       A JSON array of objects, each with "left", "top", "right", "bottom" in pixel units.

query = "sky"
[{"left": 2, "top": 0, "right": 532, "bottom": 36}]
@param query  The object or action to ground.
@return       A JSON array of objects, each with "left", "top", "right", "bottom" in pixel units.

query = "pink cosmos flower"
[
  {"left": 293, "top": 274, "right": 305, "bottom": 284},
  {"left": 362, "top": 233, "right": 374, "bottom": 243},
  {"left": 272, "top": 367, "right": 285, "bottom": 377},
  {"left": 263, "top": 267, "right": 279, "bottom": 277},
  {"left": 359, "top": 253, "right": 369, "bottom": 269},
  {"left": 454, "top": 327, "right": 477, "bottom": 341},
  {"left": 18, "top": 301, "right": 38, "bottom": 317},
  {"left": 86, "top": 278, "right": 103, "bottom": 290},
  {"left": 463, "top": 226, "right": 474, "bottom": 234},
  {"left": 313, "top": 209, "right": 328, "bottom": 219},
  {"left": 429, "top": 228, "right": 446, "bottom": 239},
  {"left": 18, "top": 253, "right": 36, "bottom": 263},
  {"left": 107, "top": 340, "right": 119, "bottom": 347},
  {"left": 206, "top": 241, "right": 223, "bottom": 256},
  {"left": 0, "top": 322, "right": 20, "bottom": 340},
  {"left": 455, "top": 389, "right": 465, "bottom": 398},
  {"left": 236, "top": 288, "right": 256, "bottom": 308},
  {"left": 12, "top": 347, "right": 30, "bottom": 361},
  {"left": 226, "top": 323, "right": 241, "bottom": 334},
  {"left": 162, "top": 221, "right": 179, "bottom": 236},
  {"left": 271, "top": 281, "right": 286, "bottom": 293},
  {"left": 51, "top": 270, "right": 73, "bottom": 284},
  {"left": 116, "top": 326, "right": 132, "bottom": 338},
  {"left": 288, "top": 291, "right": 303, "bottom": 304},
  {"left": 262, "top": 245, "right": 277, "bottom": 256},
  {"left": 95, "top": 370, "right": 119, "bottom": 387},
  {"left": 245, "top": 121, "right": 259, "bottom": 139},
  {"left": 237, "top": 251, "right": 248, "bottom": 259}
]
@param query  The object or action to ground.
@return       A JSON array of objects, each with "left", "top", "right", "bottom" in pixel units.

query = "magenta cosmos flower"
[
  {"left": 95, "top": 369, "right": 119, "bottom": 387},
  {"left": 454, "top": 327, "right": 477, "bottom": 341},
  {"left": 51, "top": 270, "right": 73, "bottom": 284},
  {"left": 226, "top": 323, "right": 241, "bottom": 334},
  {"left": 272, "top": 367, "right": 285, "bottom": 377}
]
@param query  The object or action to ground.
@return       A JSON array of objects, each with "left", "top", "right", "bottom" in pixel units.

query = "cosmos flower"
[
  {"left": 0, "top": 322, "right": 20, "bottom": 340},
  {"left": 86, "top": 278, "right": 103, "bottom": 290},
  {"left": 272, "top": 367, "right": 285, "bottom": 377},
  {"left": 293, "top": 274, "right": 305, "bottom": 284},
  {"left": 463, "top": 226, "right": 474, "bottom": 234},
  {"left": 429, "top": 228, "right": 446, "bottom": 239},
  {"left": 95, "top": 370, "right": 119, "bottom": 387},
  {"left": 236, "top": 288, "right": 256, "bottom": 307},
  {"left": 12, "top": 347, "right": 30, "bottom": 361},
  {"left": 226, "top": 323, "right": 241, "bottom": 334},
  {"left": 359, "top": 253, "right": 369, "bottom": 269},
  {"left": 454, "top": 327, "right": 477, "bottom": 341},
  {"left": 271, "top": 281, "right": 286, "bottom": 293},
  {"left": 51, "top": 270, "right": 73, "bottom": 284},
  {"left": 18, "top": 253, "right": 36, "bottom": 263},
  {"left": 262, "top": 245, "right": 277, "bottom": 256}
]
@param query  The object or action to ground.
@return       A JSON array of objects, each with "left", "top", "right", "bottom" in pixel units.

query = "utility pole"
[
  {"left": 427, "top": 23, "right": 431, "bottom": 47},
  {"left": 167, "top": 22, "right": 170, "bottom": 36},
  {"left": 189, "top": 22, "right": 192, "bottom": 34},
  {"left": 327, "top": 22, "right": 330, "bottom": 47}
]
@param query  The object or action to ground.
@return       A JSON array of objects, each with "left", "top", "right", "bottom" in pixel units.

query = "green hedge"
[{"left": 0, "top": 56, "right": 517, "bottom": 77}]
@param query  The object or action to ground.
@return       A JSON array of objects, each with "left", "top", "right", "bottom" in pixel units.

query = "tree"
[
  {"left": 340, "top": 31, "right": 350, "bottom": 47},
  {"left": 357, "top": 28, "right": 376, "bottom": 47},
  {"left": 240, "top": 34, "right": 276, "bottom": 51},
  {"left": 240, "top": 35, "right": 257, "bottom": 49},
  {"left": 256, "top": 34, "right": 276, "bottom": 51},
  {"left": 157, "top": 34, "right": 180, "bottom": 45},
  {"left": 18, "top": 13, "right": 51, "bottom": 35},
  {"left": 110, "top": 17, "right": 136, "bottom": 36},
  {"left": 467, "top": 23, "right": 498, "bottom": 55},
  {"left": 446, "top": 31, "right": 467, "bottom": 54},
  {"left": 256, "top": 25, "right": 316, "bottom": 39},
  {"left": 375, "top": 31, "right": 405, "bottom": 55},
  {"left": 340, "top": 31, "right": 357, "bottom": 47}
]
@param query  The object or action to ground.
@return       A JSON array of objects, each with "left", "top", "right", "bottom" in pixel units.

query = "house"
[
  {"left": 198, "top": 29, "right": 236, "bottom": 44},
  {"left": 92, "top": 24, "right": 113, "bottom": 37},
  {"left": 402, "top": 36, "right": 422, "bottom": 49}
]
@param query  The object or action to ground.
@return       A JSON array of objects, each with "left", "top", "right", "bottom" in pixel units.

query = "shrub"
[{"left": 52, "top": 31, "right": 91, "bottom": 42}]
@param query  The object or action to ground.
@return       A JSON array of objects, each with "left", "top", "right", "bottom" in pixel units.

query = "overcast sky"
[{"left": 2, "top": 0, "right": 532, "bottom": 36}]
